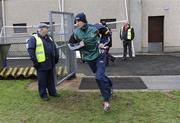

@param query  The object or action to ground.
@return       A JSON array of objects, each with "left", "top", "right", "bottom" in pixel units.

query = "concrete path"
[
  {"left": 141, "top": 75, "right": 180, "bottom": 90},
  {"left": 77, "top": 54, "right": 180, "bottom": 90}
]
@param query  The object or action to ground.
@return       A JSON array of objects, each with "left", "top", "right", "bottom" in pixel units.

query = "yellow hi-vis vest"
[
  {"left": 127, "top": 28, "right": 132, "bottom": 40},
  {"left": 33, "top": 34, "right": 46, "bottom": 63}
]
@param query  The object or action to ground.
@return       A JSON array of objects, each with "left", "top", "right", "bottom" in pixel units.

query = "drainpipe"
[
  {"left": 59, "top": 0, "right": 64, "bottom": 37},
  {"left": 125, "top": 0, "right": 129, "bottom": 22},
  {"left": 58, "top": 0, "right": 61, "bottom": 11},
  {"left": 58, "top": 0, "right": 64, "bottom": 12},
  {"left": 61, "top": 0, "right": 64, "bottom": 12},
  {"left": 1, "top": 0, "right": 5, "bottom": 43}
]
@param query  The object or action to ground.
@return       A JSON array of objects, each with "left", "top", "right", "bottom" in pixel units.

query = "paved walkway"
[
  {"left": 141, "top": 75, "right": 180, "bottom": 90},
  {"left": 77, "top": 54, "right": 180, "bottom": 90}
]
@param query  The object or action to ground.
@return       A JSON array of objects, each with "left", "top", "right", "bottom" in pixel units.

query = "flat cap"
[{"left": 38, "top": 23, "right": 49, "bottom": 29}]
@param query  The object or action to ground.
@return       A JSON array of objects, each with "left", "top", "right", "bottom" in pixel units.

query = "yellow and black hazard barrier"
[{"left": 0, "top": 67, "right": 68, "bottom": 80}]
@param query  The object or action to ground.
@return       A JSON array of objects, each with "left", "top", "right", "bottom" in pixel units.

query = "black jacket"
[{"left": 27, "top": 33, "right": 59, "bottom": 70}]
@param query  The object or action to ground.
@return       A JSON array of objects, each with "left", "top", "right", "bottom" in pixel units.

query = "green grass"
[{"left": 0, "top": 80, "right": 179, "bottom": 123}]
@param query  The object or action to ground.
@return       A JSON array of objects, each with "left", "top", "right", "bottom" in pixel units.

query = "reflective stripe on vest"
[
  {"left": 127, "top": 28, "right": 132, "bottom": 40},
  {"left": 33, "top": 34, "right": 46, "bottom": 63}
]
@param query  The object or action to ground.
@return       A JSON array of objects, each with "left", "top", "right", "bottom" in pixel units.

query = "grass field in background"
[{"left": 0, "top": 80, "right": 179, "bottom": 123}]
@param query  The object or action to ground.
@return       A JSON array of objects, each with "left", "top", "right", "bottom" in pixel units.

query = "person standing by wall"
[{"left": 120, "top": 22, "right": 135, "bottom": 60}]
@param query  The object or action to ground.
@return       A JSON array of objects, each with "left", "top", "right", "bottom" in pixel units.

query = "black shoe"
[
  {"left": 129, "top": 57, "right": 133, "bottom": 60},
  {"left": 50, "top": 93, "right": 60, "bottom": 97},
  {"left": 41, "top": 96, "right": 49, "bottom": 101}
]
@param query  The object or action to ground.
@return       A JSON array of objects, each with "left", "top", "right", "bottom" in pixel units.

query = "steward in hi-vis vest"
[
  {"left": 27, "top": 23, "right": 59, "bottom": 101},
  {"left": 33, "top": 34, "right": 46, "bottom": 63},
  {"left": 120, "top": 23, "right": 135, "bottom": 60}
]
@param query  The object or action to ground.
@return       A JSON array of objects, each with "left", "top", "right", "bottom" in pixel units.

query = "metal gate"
[
  {"left": 49, "top": 11, "right": 76, "bottom": 84},
  {"left": 0, "top": 11, "right": 76, "bottom": 84}
]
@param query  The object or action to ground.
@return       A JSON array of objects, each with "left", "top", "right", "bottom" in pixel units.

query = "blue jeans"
[{"left": 87, "top": 54, "right": 112, "bottom": 101}]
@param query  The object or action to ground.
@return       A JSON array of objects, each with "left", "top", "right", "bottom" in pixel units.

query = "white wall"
[
  {"left": 142, "top": 0, "right": 180, "bottom": 52},
  {"left": 64, "top": 0, "right": 128, "bottom": 53},
  {"left": 2, "top": 0, "right": 180, "bottom": 53},
  {"left": 129, "top": 0, "right": 143, "bottom": 52},
  {"left": 4, "top": 0, "right": 59, "bottom": 26}
]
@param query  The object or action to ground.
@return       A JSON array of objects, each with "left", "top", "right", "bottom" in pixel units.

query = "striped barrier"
[{"left": 0, "top": 67, "right": 67, "bottom": 80}]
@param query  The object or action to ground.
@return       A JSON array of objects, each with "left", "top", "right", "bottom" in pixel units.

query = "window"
[
  {"left": 13, "top": 23, "right": 27, "bottom": 33},
  {"left": 100, "top": 19, "right": 117, "bottom": 29}
]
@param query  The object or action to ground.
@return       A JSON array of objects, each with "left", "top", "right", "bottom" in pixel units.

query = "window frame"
[{"left": 13, "top": 23, "right": 27, "bottom": 34}]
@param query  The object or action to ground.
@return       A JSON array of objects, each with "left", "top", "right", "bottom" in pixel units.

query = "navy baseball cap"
[{"left": 75, "top": 13, "right": 87, "bottom": 23}]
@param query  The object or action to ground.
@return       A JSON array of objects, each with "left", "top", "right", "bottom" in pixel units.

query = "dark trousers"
[
  {"left": 123, "top": 41, "right": 132, "bottom": 58},
  {"left": 37, "top": 69, "right": 57, "bottom": 98},
  {"left": 106, "top": 48, "right": 115, "bottom": 65},
  {"left": 87, "top": 54, "right": 112, "bottom": 102}
]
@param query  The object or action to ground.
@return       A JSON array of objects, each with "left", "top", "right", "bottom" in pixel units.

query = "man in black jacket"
[
  {"left": 100, "top": 21, "right": 116, "bottom": 65},
  {"left": 27, "top": 23, "right": 59, "bottom": 101}
]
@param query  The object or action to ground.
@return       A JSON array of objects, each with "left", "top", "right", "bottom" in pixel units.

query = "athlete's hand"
[
  {"left": 104, "top": 46, "right": 109, "bottom": 49},
  {"left": 99, "top": 43, "right": 105, "bottom": 49},
  {"left": 79, "top": 41, "right": 85, "bottom": 48}
]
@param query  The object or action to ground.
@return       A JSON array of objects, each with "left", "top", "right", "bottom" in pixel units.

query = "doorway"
[{"left": 148, "top": 16, "right": 164, "bottom": 52}]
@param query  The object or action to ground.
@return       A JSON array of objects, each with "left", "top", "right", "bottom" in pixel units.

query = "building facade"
[{"left": 0, "top": 0, "right": 180, "bottom": 53}]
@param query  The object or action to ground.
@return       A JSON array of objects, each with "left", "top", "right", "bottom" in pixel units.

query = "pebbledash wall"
[{"left": 1, "top": 0, "right": 180, "bottom": 53}]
